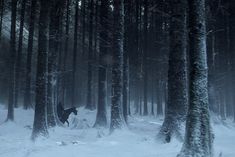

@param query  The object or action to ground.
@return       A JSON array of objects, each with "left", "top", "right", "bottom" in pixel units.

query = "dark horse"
[{"left": 57, "top": 103, "right": 78, "bottom": 126}]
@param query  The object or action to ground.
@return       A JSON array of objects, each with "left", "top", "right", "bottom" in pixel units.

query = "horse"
[{"left": 57, "top": 106, "right": 78, "bottom": 127}]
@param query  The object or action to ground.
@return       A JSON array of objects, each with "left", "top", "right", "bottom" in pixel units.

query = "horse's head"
[{"left": 72, "top": 107, "right": 78, "bottom": 115}]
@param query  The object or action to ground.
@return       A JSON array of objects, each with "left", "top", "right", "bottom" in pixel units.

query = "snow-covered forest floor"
[{"left": 0, "top": 105, "right": 235, "bottom": 157}]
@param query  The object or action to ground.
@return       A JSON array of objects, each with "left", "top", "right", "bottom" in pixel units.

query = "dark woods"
[{"left": 0, "top": 0, "right": 234, "bottom": 156}]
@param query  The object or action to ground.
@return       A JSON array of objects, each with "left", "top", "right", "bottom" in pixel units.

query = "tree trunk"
[
  {"left": 219, "top": 91, "right": 226, "bottom": 120},
  {"left": 47, "top": 0, "right": 57, "bottom": 127},
  {"left": 229, "top": 0, "right": 235, "bottom": 123},
  {"left": 93, "top": 0, "right": 109, "bottom": 128},
  {"left": 177, "top": 0, "right": 213, "bottom": 156},
  {"left": 133, "top": 0, "right": 140, "bottom": 116},
  {"left": 139, "top": 93, "right": 142, "bottom": 115},
  {"left": 24, "top": 0, "right": 37, "bottom": 110},
  {"left": 158, "top": 0, "right": 187, "bottom": 143},
  {"left": 134, "top": 86, "right": 139, "bottom": 114},
  {"left": 47, "top": 0, "right": 65, "bottom": 127},
  {"left": 31, "top": 0, "right": 50, "bottom": 140},
  {"left": 81, "top": 0, "right": 86, "bottom": 56},
  {"left": 86, "top": 0, "right": 95, "bottom": 110},
  {"left": 110, "top": 0, "right": 125, "bottom": 132},
  {"left": 61, "top": 0, "right": 70, "bottom": 105},
  {"left": 123, "top": 0, "right": 131, "bottom": 122},
  {"left": 94, "top": 0, "right": 99, "bottom": 55},
  {"left": 156, "top": 81, "right": 163, "bottom": 116},
  {"left": 143, "top": 0, "right": 148, "bottom": 116},
  {"left": 151, "top": 82, "right": 154, "bottom": 116},
  {"left": 72, "top": 0, "right": 79, "bottom": 107},
  {"left": 15, "top": 0, "right": 27, "bottom": 108},
  {"left": 7, "top": 0, "right": 17, "bottom": 121},
  {"left": 0, "top": 0, "right": 4, "bottom": 41}
]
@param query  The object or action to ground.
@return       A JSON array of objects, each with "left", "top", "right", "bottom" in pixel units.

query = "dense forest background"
[
  {"left": 0, "top": 0, "right": 235, "bottom": 156},
  {"left": 0, "top": 0, "right": 234, "bottom": 121}
]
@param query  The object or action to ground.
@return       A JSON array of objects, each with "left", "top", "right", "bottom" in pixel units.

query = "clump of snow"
[{"left": 0, "top": 105, "right": 235, "bottom": 157}]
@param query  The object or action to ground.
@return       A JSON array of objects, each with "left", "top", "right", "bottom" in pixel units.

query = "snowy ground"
[{"left": 0, "top": 105, "right": 235, "bottom": 157}]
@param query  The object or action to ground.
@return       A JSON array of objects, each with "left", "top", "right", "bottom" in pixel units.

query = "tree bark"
[
  {"left": 81, "top": 0, "right": 86, "bottom": 56},
  {"left": 7, "top": 0, "right": 17, "bottom": 121},
  {"left": 123, "top": 0, "right": 131, "bottom": 122},
  {"left": 158, "top": 0, "right": 187, "bottom": 143},
  {"left": 32, "top": 0, "right": 50, "bottom": 140},
  {"left": 61, "top": 0, "right": 70, "bottom": 105},
  {"left": 93, "top": 0, "right": 109, "bottom": 128},
  {"left": 47, "top": 0, "right": 65, "bottom": 127},
  {"left": 219, "top": 91, "right": 226, "bottom": 120},
  {"left": 86, "top": 0, "right": 95, "bottom": 110},
  {"left": 110, "top": 0, "right": 125, "bottom": 132},
  {"left": 24, "top": 0, "right": 37, "bottom": 109},
  {"left": 143, "top": 0, "right": 148, "bottom": 116},
  {"left": 177, "top": 0, "right": 213, "bottom": 156},
  {"left": 156, "top": 81, "right": 163, "bottom": 116},
  {"left": 229, "top": 0, "right": 235, "bottom": 122},
  {"left": 71, "top": 0, "right": 79, "bottom": 107},
  {"left": 0, "top": 0, "right": 4, "bottom": 41},
  {"left": 15, "top": 0, "right": 27, "bottom": 108}
]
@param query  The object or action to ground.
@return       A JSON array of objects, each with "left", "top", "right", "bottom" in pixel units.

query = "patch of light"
[{"left": 110, "top": 4, "right": 113, "bottom": 11}]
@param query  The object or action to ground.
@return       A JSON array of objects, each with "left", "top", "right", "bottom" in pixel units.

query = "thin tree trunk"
[
  {"left": 151, "top": 83, "right": 154, "bottom": 116},
  {"left": 81, "top": 0, "right": 86, "bottom": 56},
  {"left": 143, "top": 0, "right": 148, "bottom": 116},
  {"left": 225, "top": 14, "right": 232, "bottom": 118},
  {"left": 134, "top": 86, "right": 139, "bottom": 114},
  {"left": 139, "top": 92, "right": 142, "bottom": 115},
  {"left": 94, "top": 0, "right": 98, "bottom": 55},
  {"left": 7, "top": 0, "right": 17, "bottom": 121},
  {"left": 229, "top": 0, "right": 235, "bottom": 122},
  {"left": 157, "top": 81, "right": 163, "bottom": 116},
  {"left": 86, "top": 0, "right": 95, "bottom": 110},
  {"left": 128, "top": 80, "right": 131, "bottom": 115},
  {"left": 123, "top": 0, "right": 131, "bottom": 122},
  {"left": 219, "top": 91, "right": 226, "bottom": 120},
  {"left": 24, "top": 0, "right": 37, "bottom": 109},
  {"left": 133, "top": 0, "right": 140, "bottom": 116},
  {"left": 62, "top": 0, "right": 70, "bottom": 105},
  {"left": 71, "top": 0, "right": 79, "bottom": 107},
  {"left": 15, "top": 0, "right": 27, "bottom": 108},
  {"left": 0, "top": 0, "right": 4, "bottom": 41}
]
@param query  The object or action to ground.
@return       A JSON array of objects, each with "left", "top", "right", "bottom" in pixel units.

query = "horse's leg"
[{"left": 66, "top": 120, "right": 69, "bottom": 127}]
